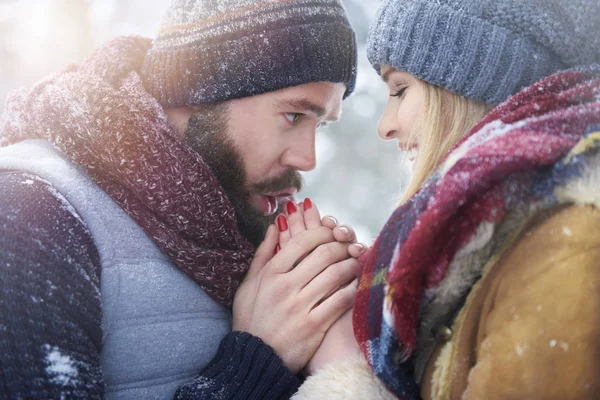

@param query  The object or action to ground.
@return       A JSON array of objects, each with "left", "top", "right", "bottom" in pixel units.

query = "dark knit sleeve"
[
  {"left": 0, "top": 172, "right": 104, "bottom": 398},
  {"left": 175, "top": 331, "right": 301, "bottom": 400}
]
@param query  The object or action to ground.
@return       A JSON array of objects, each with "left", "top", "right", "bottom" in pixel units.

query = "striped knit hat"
[
  {"left": 367, "top": 0, "right": 600, "bottom": 105},
  {"left": 142, "top": 0, "right": 357, "bottom": 108}
]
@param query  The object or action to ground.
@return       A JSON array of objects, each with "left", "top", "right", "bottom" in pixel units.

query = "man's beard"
[{"left": 184, "top": 103, "right": 303, "bottom": 247}]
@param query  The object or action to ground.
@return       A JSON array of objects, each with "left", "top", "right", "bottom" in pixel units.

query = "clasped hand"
[{"left": 232, "top": 199, "right": 362, "bottom": 374}]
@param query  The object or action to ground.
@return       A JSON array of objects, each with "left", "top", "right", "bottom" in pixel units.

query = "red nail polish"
[
  {"left": 286, "top": 201, "right": 297, "bottom": 215},
  {"left": 277, "top": 215, "right": 288, "bottom": 231},
  {"left": 275, "top": 244, "right": 281, "bottom": 254},
  {"left": 303, "top": 198, "right": 312, "bottom": 210}
]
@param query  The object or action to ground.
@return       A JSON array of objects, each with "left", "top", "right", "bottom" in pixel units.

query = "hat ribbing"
[
  {"left": 142, "top": 0, "right": 357, "bottom": 108},
  {"left": 368, "top": 0, "right": 600, "bottom": 105}
]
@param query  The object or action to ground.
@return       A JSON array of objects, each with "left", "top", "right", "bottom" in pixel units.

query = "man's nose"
[{"left": 281, "top": 133, "right": 317, "bottom": 172}]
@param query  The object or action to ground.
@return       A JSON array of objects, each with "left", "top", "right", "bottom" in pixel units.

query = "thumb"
[{"left": 246, "top": 224, "right": 279, "bottom": 279}]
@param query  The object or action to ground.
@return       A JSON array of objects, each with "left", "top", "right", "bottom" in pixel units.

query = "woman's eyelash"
[{"left": 390, "top": 87, "right": 407, "bottom": 98}]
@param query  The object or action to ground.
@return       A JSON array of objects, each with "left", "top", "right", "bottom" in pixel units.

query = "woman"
[{"left": 290, "top": 0, "right": 600, "bottom": 398}]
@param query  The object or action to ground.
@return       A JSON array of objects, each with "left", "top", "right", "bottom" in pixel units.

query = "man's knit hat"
[
  {"left": 142, "top": 0, "right": 357, "bottom": 108},
  {"left": 367, "top": 0, "right": 600, "bottom": 105}
]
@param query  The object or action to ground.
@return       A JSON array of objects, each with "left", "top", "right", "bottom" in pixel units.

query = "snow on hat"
[
  {"left": 142, "top": 0, "right": 357, "bottom": 108},
  {"left": 367, "top": 0, "right": 600, "bottom": 105}
]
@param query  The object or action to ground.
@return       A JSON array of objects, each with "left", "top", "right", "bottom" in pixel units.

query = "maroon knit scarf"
[{"left": 0, "top": 36, "right": 254, "bottom": 306}]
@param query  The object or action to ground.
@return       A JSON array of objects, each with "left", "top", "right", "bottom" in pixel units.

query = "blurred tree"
[
  {"left": 0, "top": 0, "right": 93, "bottom": 110},
  {"left": 0, "top": 1, "right": 19, "bottom": 105},
  {"left": 62, "top": 0, "right": 95, "bottom": 61},
  {"left": 302, "top": 0, "right": 410, "bottom": 243}
]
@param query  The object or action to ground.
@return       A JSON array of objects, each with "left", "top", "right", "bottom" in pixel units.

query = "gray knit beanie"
[
  {"left": 142, "top": 0, "right": 357, "bottom": 108},
  {"left": 368, "top": 0, "right": 600, "bottom": 105}
]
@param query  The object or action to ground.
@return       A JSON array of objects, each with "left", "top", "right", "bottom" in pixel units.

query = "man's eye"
[{"left": 285, "top": 113, "right": 302, "bottom": 124}]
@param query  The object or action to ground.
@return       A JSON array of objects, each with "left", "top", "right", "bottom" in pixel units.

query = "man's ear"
[{"left": 164, "top": 107, "right": 195, "bottom": 138}]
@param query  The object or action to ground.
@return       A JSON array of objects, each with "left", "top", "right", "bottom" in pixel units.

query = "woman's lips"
[
  {"left": 398, "top": 143, "right": 419, "bottom": 162},
  {"left": 405, "top": 146, "right": 418, "bottom": 162}
]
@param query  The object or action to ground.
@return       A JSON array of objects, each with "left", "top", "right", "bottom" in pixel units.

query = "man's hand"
[{"left": 232, "top": 223, "right": 358, "bottom": 374}]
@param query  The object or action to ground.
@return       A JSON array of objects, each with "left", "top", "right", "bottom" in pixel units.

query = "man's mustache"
[{"left": 251, "top": 169, "right": 303, "bottom": 194}]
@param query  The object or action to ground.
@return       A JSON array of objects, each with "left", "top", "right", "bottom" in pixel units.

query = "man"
[{"left": 0, "top": 0, "right": 358, "bottom": 399}]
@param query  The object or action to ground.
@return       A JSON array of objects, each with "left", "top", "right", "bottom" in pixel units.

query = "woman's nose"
[{"left": 377, "top": 109, "right": 399, "bottom": 140}]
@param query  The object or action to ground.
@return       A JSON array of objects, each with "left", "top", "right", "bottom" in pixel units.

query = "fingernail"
[
  {"left": 286, "top": 201, "right": 297, "bottom": 215},
  {"left": 303, "top": 198, "right": 312, "bottom": 210},
  {"left": 277, "top": 215, "right": 288, "bottom": 231},
  {"left": 337, "top": 226, "right": 349, "bottom": 235},
  {"left": 326, "top": 216, "right": 338, "bottom": 226},
  {"left": 275, "top": 244, "right": 281, "bottom": 254},
  {"left": 356, "top": 243, "right": 367, "bottom": 253}
]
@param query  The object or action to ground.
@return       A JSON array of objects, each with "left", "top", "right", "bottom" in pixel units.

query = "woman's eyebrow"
[{"left": 381, "top": 69, "right": 394, "bottom": 83}]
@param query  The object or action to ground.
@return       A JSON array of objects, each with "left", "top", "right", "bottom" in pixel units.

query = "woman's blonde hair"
[{"left": 400, "top": 81, "right": 492, "bottom": 203}]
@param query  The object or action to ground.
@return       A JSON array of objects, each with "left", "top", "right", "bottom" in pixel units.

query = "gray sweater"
[{"left": 0, "top": 140, "right": 300, "bottom": 399}]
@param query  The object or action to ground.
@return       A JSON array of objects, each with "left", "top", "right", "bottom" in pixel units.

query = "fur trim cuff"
[{"left": 292, "top": 354, "right": 397, "bottom": 400}]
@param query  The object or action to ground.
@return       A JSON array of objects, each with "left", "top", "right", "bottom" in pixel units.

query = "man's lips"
[
  {"left": 252, "top": 188, "right": 298, "bottom": 216},
  {"left": 263, "top": 188, "right": 298, "bottom": 199}
]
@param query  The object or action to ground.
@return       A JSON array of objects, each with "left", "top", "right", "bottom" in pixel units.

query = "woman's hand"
[
  {"left": 304, "top": 308, "right": 361, "bottom": 376},
  {"left": 276, "top": 198, "right": 367, "bottom": 258}
]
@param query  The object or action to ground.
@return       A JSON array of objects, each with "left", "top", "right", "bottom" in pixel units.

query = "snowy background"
[{"left": 0, "top": 0, "right": 411, "bottom": 244}]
